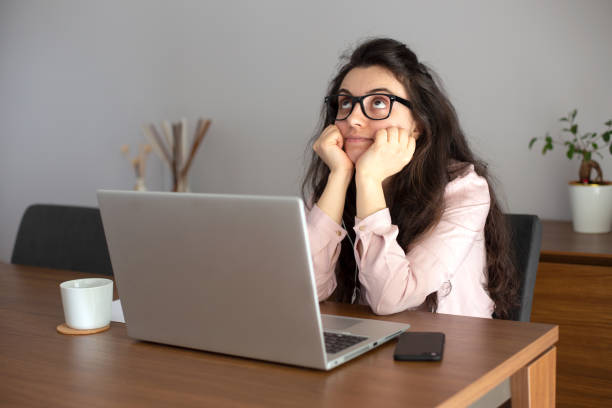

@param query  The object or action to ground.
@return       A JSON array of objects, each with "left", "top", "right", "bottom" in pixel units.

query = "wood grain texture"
[
  {"left": 528, "top": 347, "right": 556, "bottom": 407},
  {"left": 510, "top": 347, "right": 556, "bottom": 408},
  {"left": 0, "top": 263, "right": 558, "bottom": 408},
  {"left": 540, "top": 220, "right": 612, "bottom": 266},
  {"left": 531, "top": 262, "right": 612, "bottom": 408},
  {"left": 511, "top": 365, "right": 530, "bottom": 407}
]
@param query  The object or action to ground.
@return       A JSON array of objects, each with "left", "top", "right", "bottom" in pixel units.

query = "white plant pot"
[{"left": 568, "top": 182, "right": 612, "bottom": 233}]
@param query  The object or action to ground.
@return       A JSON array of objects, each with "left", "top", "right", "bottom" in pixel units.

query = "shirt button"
[
  {"left": 359, "top": 226, "right": 366, "bottom": 231},
  {"left": 439, "top": 281, "right": 452, "bottom": 297},
  {"left": 336, "top": 230, "right": 342, "bottom": 236}
]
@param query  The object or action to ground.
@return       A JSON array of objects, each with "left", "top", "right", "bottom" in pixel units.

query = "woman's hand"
[
  {"left": 313, "top": 125, "right": 354, "bottom": 175},
  {"left": 355, "top": 127, "right": 416, "bottom": 184},
  {"left": 313, "top": 125, "right": 354, "bottom": 224}
]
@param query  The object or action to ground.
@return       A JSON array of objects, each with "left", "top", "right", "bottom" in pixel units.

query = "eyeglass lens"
[{"left": 335, "top": 94, "right": 392, "bottom": 120}]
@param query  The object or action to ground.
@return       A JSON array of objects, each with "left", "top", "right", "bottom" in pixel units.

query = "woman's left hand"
[{"left": 355, "top": 127, "right": 417, "bottom": 184}]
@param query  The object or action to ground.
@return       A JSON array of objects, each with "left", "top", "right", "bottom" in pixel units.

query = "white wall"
[{"left": 1, "top": 0, "right": 611, "bottom": 262}]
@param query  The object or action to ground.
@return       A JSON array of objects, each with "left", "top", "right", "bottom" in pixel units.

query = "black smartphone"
[{"left": 393, "top": 332, "right": 445, "bottom": 361}]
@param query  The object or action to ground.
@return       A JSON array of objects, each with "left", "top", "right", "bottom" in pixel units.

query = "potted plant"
[{"left": 529, "top": 109, "right": 612, "bottom": 233}]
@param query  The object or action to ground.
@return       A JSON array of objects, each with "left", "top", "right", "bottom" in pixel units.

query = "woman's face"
[{"left": 334, "top": 65, "right": 418, "bottom": 163}]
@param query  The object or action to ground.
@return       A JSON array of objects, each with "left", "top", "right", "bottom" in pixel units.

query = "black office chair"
[
  {"left": 504, "top": 214, "right": 542, "bottom": 322},
  {"left": 11, "top": 204, "right": 113, "bottom": 276}
]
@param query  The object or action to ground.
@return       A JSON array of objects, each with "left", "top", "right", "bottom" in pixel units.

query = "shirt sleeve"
[
  {"left": 305, "top": 204, "right": 347, "bottom": 301},
  {"left": 353, "top": 167, "right": 491, "bottom": 315}
]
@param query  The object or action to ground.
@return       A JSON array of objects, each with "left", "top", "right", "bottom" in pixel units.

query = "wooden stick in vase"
[
  {"left": 172, "top": 122, "right": 181, "bottom": 191},
  {"left": 138, "top": 144, "right": 145, "bottom": 179},
  {"left": 193, "top": 118, "right": 203, "bottom": 142},
  {"left": 132, "top": 158, "right": 141, "bottom": 178},
  {"left": 180, "top": 118, "right": 211, "bottom": 180},
  {"left": 161, "top": 120, "right": 173, "bottom": 150},
  {"left": 140, "top": 144, "right": 152, "bottom": 181},
  {"left": 181, "top": 117, "right": 188, "bottom": 173},
  {"left": 142, "top": 124, "right": 171, "bottom": 165}
]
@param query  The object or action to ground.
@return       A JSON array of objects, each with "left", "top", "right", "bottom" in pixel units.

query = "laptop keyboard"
[{"left": 324, "top": 332, "right": 368, "bottom": 354}]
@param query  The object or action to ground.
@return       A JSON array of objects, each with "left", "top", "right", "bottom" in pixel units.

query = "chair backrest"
[
  {"left": 11, "top": 204, "right": 113, "bottom": 275},
  {"left": 504, "top": 214, "right": 542, "bottom": 322}
]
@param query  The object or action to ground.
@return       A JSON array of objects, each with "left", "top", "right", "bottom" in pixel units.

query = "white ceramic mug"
[{"left": 60, "top": 278, "right": 113, "bottom": 330}]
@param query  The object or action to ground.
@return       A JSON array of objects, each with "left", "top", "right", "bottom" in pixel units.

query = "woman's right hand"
[{"left": 312, "top": 125, "right": 354, "bottom": 174}]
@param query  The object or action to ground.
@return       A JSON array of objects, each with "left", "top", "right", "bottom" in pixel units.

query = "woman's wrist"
[
  {"left": 355, "top": 170, "right": 382, "bottom": 188},
  {"left": 316, "top": 169, "right": 352, "bottom": 225},
  {"left": 329, "top": 169, "right": 353, "bottom": 188},
  {"left": 355, "top": 176, "right": 386, "bottom": 219}
]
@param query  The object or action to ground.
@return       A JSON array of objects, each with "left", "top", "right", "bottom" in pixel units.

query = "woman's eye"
[
  {"left": 339, "top": 99, "right": 352, "bottom": 109},
  {"left": 372, "top": 98, "right": 388, "bottom": 109}
]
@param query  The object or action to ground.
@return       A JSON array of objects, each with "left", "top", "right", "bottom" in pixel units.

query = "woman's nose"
[{"left": 347, "top": 103, "right": 367, "bottom": 126}]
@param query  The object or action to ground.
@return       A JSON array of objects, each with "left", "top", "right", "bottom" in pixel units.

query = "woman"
[{"left": 302, "top": 38, "right": 518, "bottom": 318}]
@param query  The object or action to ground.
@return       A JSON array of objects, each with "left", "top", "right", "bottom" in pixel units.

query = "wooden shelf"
[{"left": 540, "top": 220, "right": 612, "bottom": 266}]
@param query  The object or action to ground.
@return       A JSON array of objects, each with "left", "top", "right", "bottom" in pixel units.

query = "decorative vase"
[{"left": 568, "top": 182, "right": 612, "bottom": 233}]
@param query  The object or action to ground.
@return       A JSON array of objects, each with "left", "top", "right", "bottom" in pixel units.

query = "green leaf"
[
  {"left": 544, "top": 142, "right": 554, "bottom": 154},
  {"left": 605, "top": 120, "right": 612, "bottom": 127},
  {"left": 570, "top": 124, "right": 578, "bottom": 135},
  {"left": 559, "top": 117, "right": 568, "bottom": 122},
  {"left": 585, "top": 151, "right": 592, "bottom": 161},
  {"left": 610, "top": 143, "right": 612, "bottom": 155},
  {"left": 602, "top": 130, "right": 611, "bottom": 143},
  {"left": 592, "top": 143, "right": 598, "bottom": 150},
  {"left": 566, "top": 144, "right": 574, "bottom": 159},
  {"left": 581, "top": 133, "right": 589, "bottom": 140},
  {"left": 545, "top": 135, "right": 552, "bottom": 143},
  {"left": 571, "top": 109, "right": 577, "bottom": 120},
  {"left": 542, "top": 145, "right": 548, "bottom": 155},
  {"left": 529, "top": 137, "right": 537, "bottom": 149},
  {"left": 591, "top": 132, "right": 598, "bottom": 138}
]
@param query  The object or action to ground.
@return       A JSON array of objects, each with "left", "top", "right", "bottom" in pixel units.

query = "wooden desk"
[
  {"left": 532, "top": 220, "right": 612, "bottom": 408},
  {"left": 1, "top": 263, "right": 558, "bottom": 407}
]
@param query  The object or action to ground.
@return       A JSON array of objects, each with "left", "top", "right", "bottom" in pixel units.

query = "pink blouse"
[{"left": 306, "top": 164, "right": 494, "bottom": 318}]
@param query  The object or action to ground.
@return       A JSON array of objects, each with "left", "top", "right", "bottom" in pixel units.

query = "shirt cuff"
[
  {"left": 308, "top": 205, "right": 347, "bottom": 251},
  {"left": 353, "top": 208, "right": 395, "bottom": 248},
  {"left": 354, "top": 207, "right": 392, "bottom": 230}
]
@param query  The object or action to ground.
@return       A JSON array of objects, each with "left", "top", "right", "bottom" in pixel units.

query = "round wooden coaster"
[{"left": 56, "top": 323, "right": 110, "bottom": 335}]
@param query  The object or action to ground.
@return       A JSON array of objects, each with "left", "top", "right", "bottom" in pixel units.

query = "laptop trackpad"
[{"left": 321, "top": 314, "right": 362, "bottom": 331}]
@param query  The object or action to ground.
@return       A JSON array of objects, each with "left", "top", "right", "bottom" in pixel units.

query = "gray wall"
[{"left": 1, "top": 0, "right": 611, "bottom": 262}]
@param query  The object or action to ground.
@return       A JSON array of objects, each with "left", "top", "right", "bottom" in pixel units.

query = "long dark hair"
[{"left": 301, "top": 38, "right": 518, "bottom": 319}]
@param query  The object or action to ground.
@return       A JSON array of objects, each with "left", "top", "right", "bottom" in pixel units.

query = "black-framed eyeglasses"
[{"left": 324, "top": 93, "right": 412, "bottom": 121}]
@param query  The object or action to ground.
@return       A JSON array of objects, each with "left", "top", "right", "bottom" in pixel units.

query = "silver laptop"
[{"left": 97, "top": 190, "right": 409, "bottom": 370}]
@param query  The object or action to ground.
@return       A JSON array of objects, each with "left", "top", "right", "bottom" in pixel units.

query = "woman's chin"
[{"left": 345, "top": 148, "right": 366, "bottom": 164}]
